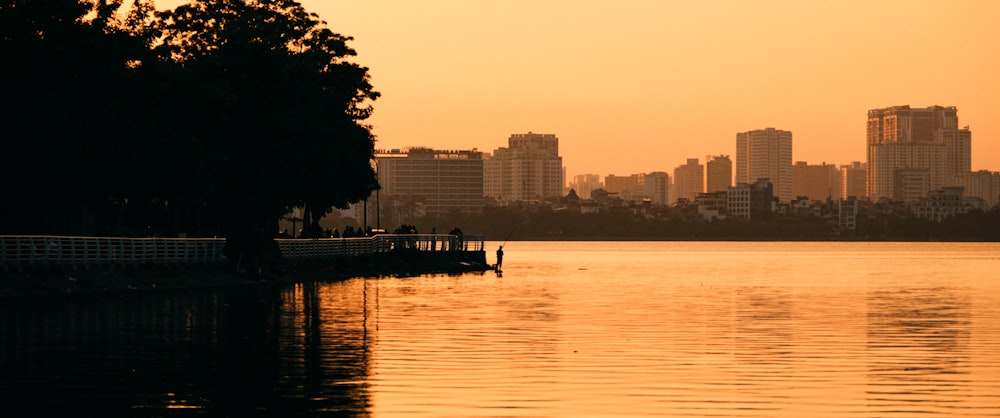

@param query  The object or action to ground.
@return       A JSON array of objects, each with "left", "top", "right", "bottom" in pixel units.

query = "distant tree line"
[
  {"left": 393, "top": 204, "right": 1000, "bottom": 242},
  {"left": 1, "top": 0, "right": 379, "bottom": 268}
]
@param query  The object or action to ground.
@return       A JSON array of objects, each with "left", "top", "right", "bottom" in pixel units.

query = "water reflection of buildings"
[
  {"left": 730, "top": 287, "right": 796, "bottom": 408},
  {"left": 866, "top": 287, "right": 971, "bottom": 414}
]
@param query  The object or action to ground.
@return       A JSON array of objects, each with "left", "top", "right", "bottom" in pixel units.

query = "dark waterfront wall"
[{"left": 0, "top": 235, "right": 490, "bottom": 299}]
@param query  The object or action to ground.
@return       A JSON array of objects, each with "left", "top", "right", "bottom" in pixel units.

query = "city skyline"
[
  {"left": 7, "top": 4, "right": 1000, "bottom": 416},
  {"left": 154, "top": 0, "right": 1000, "bottom": 179}
]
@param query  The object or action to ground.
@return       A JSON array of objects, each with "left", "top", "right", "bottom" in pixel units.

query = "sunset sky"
[{"left": 158, "top": 0, "right": 1000, "bottom": 179}]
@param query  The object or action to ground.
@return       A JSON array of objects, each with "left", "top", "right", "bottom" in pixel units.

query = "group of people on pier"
[{"left": 282, "top": 224, "right": 470, "bottom": 240}]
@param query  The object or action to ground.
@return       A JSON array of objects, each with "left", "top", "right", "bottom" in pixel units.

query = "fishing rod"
[{"left": 501, "top": 226, "right": 516, "bottom": 247}]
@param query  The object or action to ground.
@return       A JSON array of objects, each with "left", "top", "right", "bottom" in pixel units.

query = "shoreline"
[
  {"left": 0, "top": 249, "right": 490, "bottom": 300},
  {"left": 508, "top": 236, "right": 998, "bottom": 242}
]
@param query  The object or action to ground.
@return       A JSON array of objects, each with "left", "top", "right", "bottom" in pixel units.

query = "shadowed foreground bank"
[{"left": 0, "top": 250, "right": 489, "bottom": 299}]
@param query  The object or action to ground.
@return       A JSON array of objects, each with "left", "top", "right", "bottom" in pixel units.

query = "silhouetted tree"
[
  {"left": 1, "top": 0, "right": 380, "bottom": 276},
  {"left": 1, "top": 0, "right": 150, "bottom": 234},
  {"left": 151, "top": 0, "right": 379, "bottom": 272}
]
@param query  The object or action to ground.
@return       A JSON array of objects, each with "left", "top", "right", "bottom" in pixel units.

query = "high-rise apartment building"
[
  {"left": 736, "top": 128, "right": 793, "bottom": 202},
  {"left": 672, "top": 158, "right": 704, "bottom": 203},
  {"left": 792, "top": 161, "right": 841, "bottom": 201},
  {"left": 375, "top": 147, "right": 484, "bottom": 217},
  {"left": 866, "top": 105, "right": 971, "bottom": 200},
  {"left": 840, "top": 162, "right": 867, "bottom": 199},
  {"left": 705, "top": 155, "right": 733, "bottom": 193},
  {"left": 484, "top": 132, "right": 564, "bottom": 201}
]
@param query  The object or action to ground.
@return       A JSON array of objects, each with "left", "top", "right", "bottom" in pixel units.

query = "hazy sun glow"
[{"left": 156, "top": 0, "right": 1000, "bottom": 178}]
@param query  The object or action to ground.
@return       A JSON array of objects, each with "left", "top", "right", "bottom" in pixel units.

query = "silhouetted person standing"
[{"left": 496, "top": 246, "right": 504, "bottom": 272}]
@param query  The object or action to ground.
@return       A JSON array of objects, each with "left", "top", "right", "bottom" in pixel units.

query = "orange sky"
[{"left": 158, "top": 0, "right": 1000, "bottom": 179}]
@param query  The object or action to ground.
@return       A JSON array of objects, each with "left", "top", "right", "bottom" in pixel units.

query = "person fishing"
[
  {"left": 495, "top": 227, "right": 514, "bottom": 273},
  {"left": 495, "top": 245, "right": 504, "bottom": 272}
]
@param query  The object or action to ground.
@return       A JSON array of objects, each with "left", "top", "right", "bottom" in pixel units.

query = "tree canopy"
[{"left": 0, "top": 0, "right": 380, "bottom": 241}]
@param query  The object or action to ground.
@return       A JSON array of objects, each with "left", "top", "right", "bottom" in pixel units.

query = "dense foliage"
[{"left": 0, "top": 0, "right": 379, "bottom": 244}]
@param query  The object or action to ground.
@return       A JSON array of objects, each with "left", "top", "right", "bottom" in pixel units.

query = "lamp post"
[
  {"left": 375, "top": 159, "right": 381, "bottom": 231},
  {"left": 363, "top": 157, "right": 381, "bottom": 234},
  {"left": 289, "top": 207, "right": 302, "bottom": 238},
  {"left": 369, "top": 157, "right": 381, "bottom": 231}
]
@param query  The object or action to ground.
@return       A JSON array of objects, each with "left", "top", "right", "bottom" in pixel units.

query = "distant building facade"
[
  {"left": 736, "top": 128, "right": 793, "bottom": 202},
  {"left": 727, "top": 179, "right": 773, "bottom": 220},
  {"left": 696, "top": 191, "right": 728, "bottom": 220},
  {"left": 642, "top": 172, "right": 670, "bottom": 205},
  {"left": 672, "top": 158, "right": 704, "bottom": 203},
  {"left": 893, "top": 168, "right": 932, "bottom": 203},
  {"left": 376, "top": 147, "right": 484, "bottom": 217},
  {"left": 569, "top": 174, "right": 603, "bottom": 201},
  {"left": 705, "top": 155, "right": 733, "bottom": 193},
  {"left": 911, "top": 186, "right": 986, "bottom": 221},
  {"left": 839, "top": 197, "right": 860, "bottom": 231},
  {"left": 792, "top": 161, "right": 841, "bottom": 201},
  {"left": 965, "top": 170, "right": 1000, "bottom": 208},
  {"left": 484, "top": 132, "right": 564, "bottom": 202},
  {"left": 603, "top": 172, "right": 669, "bottom": 204},
  {"left": 840, "top": 161, "right": 867, "bottom": 199},
  {"left": 866, "top": 105, "right": 971, "bottom": 200},
  {"left": 604, "top": 174, "right": 642, "bottom": 194}
]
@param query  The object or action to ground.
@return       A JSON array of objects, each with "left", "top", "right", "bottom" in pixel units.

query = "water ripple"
[{"left": 2, "top": 242, "right": 999, "bottom": 417}]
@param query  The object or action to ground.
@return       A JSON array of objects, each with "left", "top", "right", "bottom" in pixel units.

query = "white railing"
[
  {"left": 0, "top": 234, "right": 485, "bottom": 267},
  {"left": 0, "top": 235, "right": 227, "bottom": 267},
  {"left": 277, "top": 234, "right": 485, "bottom": 259}
]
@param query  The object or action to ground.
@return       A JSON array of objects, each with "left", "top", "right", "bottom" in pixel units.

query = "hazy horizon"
[{"left": 156, "top": 0, "right": 1000, "bottom": 179}]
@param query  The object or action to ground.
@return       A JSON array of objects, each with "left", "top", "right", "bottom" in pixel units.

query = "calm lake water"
[{"left": 2, "top": 241, "right": 1000, "bottom": 417}]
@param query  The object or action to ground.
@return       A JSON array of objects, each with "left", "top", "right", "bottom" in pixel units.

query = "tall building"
[
  {"left": 840, "top": 161, "right": 867, "bottom": 199},
  {"left": 672, "top": 158, "right": 704, "bottom": 203},
  {"left": 484, "top": 132, "right": 564, "bottom": 201},
  {"left": 376, "top": 147, "right": 484, "bottom": 218},
  {"left": 736, "top": 128, "right": 793, "bottom": 202},
  {"left": 705, "top": 155, "right": 733, "bottom": 193},
  {"left": 792, "top": 161, "right": 841, "bottom": 201},
  {"left": 866, "top": 105, "right": 971, "bottom": 200}
]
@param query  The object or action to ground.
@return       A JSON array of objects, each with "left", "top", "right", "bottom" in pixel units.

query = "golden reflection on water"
[
  {"left": 349, "top": 241, "right": 1000, "bottom": 417},
  {"left": 1, "top": 242, "right": 999, "bottom": 417},
  {"left": 866, "top": 287, "right": 973, "bottom": 414}
]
